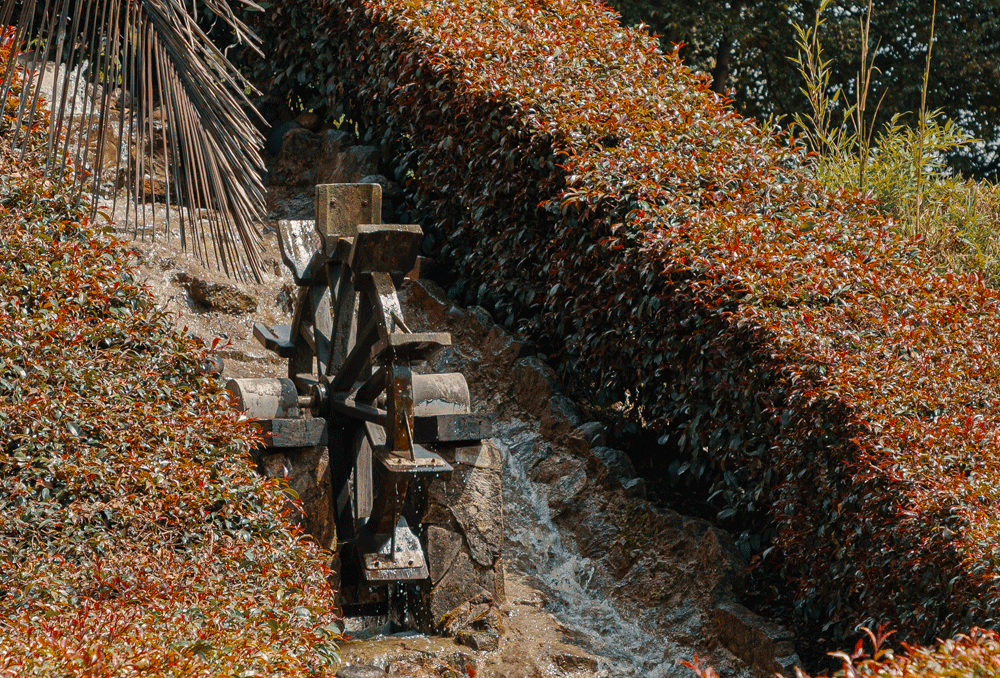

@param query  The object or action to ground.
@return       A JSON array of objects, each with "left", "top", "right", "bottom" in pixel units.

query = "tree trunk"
[{"left": 711, "top": 31, "right": 733, "bottom": 94}]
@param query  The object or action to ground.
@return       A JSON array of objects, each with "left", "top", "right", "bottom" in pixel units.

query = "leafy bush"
[
  {"left": 684, "top": 627, "right": 1000, "bottom": 678},
  {"left": 0, "top": 43, "right": 342, "bottom": 676}
]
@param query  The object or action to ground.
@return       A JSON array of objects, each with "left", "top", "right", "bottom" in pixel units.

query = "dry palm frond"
[{"left": 0, "top": 0, "right": 268, "bottom": 280}]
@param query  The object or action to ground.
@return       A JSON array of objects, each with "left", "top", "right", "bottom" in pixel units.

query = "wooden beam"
[
  {"left": 413, "top": 414, "right": 492, "bottom": 443},
  {"left": 256, "top": 418, "right": 328, "bottom": 448}
]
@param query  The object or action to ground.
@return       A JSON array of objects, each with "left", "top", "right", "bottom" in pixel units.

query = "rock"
[
  {"left": 416, "top": 442, "right": 505, "bottom": 630},
  {"left": 483, "top": 326, "right": 530, "bottom": 368},
  {"left": 359, "top": 174, "right": 403, "bottom": 201},
  {"left": 276, "top": 282, "right": 296, "bottom": 314},
  {"left": 539, "top": 394, "right": 582, "bottom": 439},
  {"left": 360, "top": 174, "right": 402, "bottom": 222},
  {"left": 265, "top": 119, "right": 303, "bottom": 156},
  {"left": 348, "top": 146, "right": 381, "bottom": 177},
  {"left": 441, "top": 446, "right": 504, "bottom": 567},
  {"left": 777, "top": 654, "right": 803, "bottom": 677},
  {"left": 590, "top": 446, "right": 643, "bottom": 497},
  {"left": 441, "top": 595, "right": 504, "bottom": 649},
  {"left": 270, "top": 127, "right": 324, "bottom": 185},
  {"left": 335, "top": 665, "right": 388, "bottom": 678},
  {"left": 500, "top": 426, "right": 549, "bottom": 472},
  {"left": 456, "top": 629, "right": 500, "bottom": 652},
  {"left": 296, "top": 111, "right": 322, "bottom": 131},
  {"left": 530, "top": 453, "right": 587, "bottom": 514},
  {"left": 179, "top": 274, "right": 257, "bottom": 314},
  {"left": 198, "top": 352, "right": 224, "bottom": 376},
  {"left": 431, "top": 565, "right": 495, "bottom": 632},
  {"left": 621, "top": 476, "right": 646, "bottom": 498},
  {"left": 313, "top": 143, "right": 380, "bottom": 185},
  {"left": 256, "top": 446, "right": 334, "bottom": 549},
  {"left": 465, "top": 306, "right": 495, "bottom": 338},
  {"left": 453, "top": 443, "right": 502, "bottom": 470},
  {"left": 426, "top": 526, "right": 464, "bottom": 586},
  {"left": 404, "top": 278, "right": 456, "bottom": 328},
  {"left": 711, "top": 600, "right": 798, "bottom": 677},
  {"left": 555, "top": 653, "right": 600, "bottom": 672},
  {"left": 512, "top": 356, "right": 562, "bottom": 418},
  {"left": 322, "top": 129, "right": 355, "bottom": 156},
  {"left": 570, "top": 421, "right": 607, "bottom": 452},
  {"left": 696, "top": 525, "right": 747, "bottom": 599}
]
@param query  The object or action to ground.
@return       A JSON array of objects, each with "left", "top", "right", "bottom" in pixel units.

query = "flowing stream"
[{"left": 495, "top": 419, "right": 696, "bottom": 678}]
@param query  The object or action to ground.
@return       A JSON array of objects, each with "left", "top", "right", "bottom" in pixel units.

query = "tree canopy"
[{"left": 609, "top": 0, "right": 1000, "bottom": 179}]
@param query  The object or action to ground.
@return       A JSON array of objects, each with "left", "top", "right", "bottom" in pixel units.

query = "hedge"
[
  {"left": 244, "top": 0, "right": 1000, "bottom": 643},
  {"left": 0, "top": 44, "right": 342, "bottom": 676},
  {"left": 686, "top": 627, "right": 1000, "bottom": 678}
]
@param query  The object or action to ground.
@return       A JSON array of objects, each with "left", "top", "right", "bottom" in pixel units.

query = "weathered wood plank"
[
  {"left": 370, "top": 332, "right": 451, "bottom": 364},
  {"left": 316, "top": 184, "right": 381, "bottom": 255},
  {"left": 349, "top": 224, "right": 422, "bottom": 284},
  {"left": 252, "top": 323, "right": 296, "bottom": 358},
  {"left": 276, "top": 219, "right": 323, "bottom": 285},
  {"left": 257, "top": 417, "right": 328, "bottom": 448},
  {"left": 413, "top": 413, "right": 492, "bottom": 443}
]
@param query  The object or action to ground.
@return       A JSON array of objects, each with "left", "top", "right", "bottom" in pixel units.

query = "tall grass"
[{"left": 790, "top": 0, "right": 1000, "bottom": 283}]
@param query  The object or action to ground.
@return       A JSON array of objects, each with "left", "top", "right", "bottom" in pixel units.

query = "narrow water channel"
[{"left": 495, "top": 419, "right": 697, "bottom": 678}]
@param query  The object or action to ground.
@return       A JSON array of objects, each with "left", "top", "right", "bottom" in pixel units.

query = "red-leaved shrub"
[{"left": 0, "top": 40, "right": 342, "bottom": 676}]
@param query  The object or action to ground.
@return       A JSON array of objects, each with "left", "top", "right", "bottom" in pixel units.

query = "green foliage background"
[{"left": 606, "top": 0, "right": 1000, "bottom": 180}]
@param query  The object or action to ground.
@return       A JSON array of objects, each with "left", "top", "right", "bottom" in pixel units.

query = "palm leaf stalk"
[{"left": 0, "top": 0, "right": 268, "bottom": 280}]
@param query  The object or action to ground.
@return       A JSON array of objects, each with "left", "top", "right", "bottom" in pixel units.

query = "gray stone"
[
  {"left": 540, "top": 394, "right": 582, "bottom": 439},
  {"left": 711, "top": 600, "right": 797, "bottom": 677},
  {"left": 571, "top": 421, "right": 607, "bottom": 451},
  {"left": 512, "top": 356, "right": 562, "bottom": 418}
]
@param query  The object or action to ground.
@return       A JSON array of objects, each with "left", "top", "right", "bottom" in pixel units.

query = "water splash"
[{"left": 495, "top": 419, "right": 695, "bottom": 678}]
